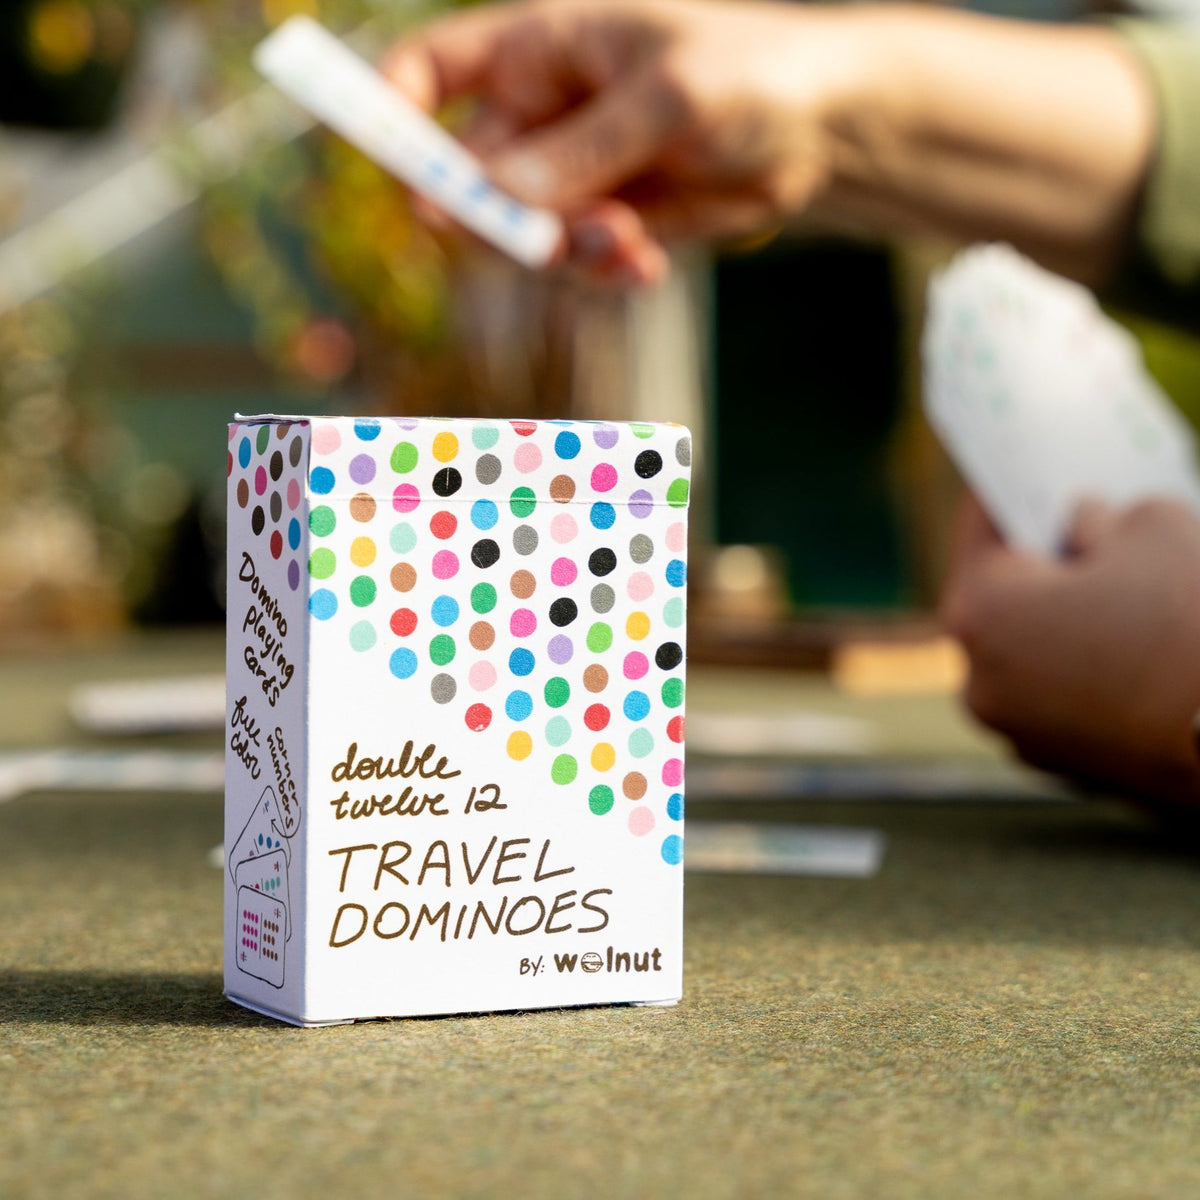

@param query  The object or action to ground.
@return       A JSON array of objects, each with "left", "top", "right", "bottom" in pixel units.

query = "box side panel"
[
  {"left": 296, "top": 417, "right": 690, "bottom": 1022},
  {"left": 224, "top": 420, "right": 312, "bottom": 1022}
]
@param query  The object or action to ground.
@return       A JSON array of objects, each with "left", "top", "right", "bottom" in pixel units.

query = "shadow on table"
[{"left": 0, "top": 969, "right": 279, "bottom": 1028}]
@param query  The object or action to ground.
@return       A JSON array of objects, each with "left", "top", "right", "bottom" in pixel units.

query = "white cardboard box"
[{"left": 225, "top": 416, "right": 690, "bottom": 1024}]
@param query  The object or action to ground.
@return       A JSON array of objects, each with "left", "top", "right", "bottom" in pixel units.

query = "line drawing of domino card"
[
  {"left": 227, "top": 784, "right": 292, "bottom": 880},
  {"left": 235, "top": 850, "right": 292, "bottom": 941},
  {"left": 236, "top": 886, "right": 286, "bottom": 989}
]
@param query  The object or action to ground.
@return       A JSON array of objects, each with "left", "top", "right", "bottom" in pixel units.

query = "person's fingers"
[
  {"left": 946, "top": 491, "right": 1004, "bottom": 573},
  {"left": 565, "top": 201, "right": 668, "bottom": 285},
  {"left": 1062, "top": 495, "right": 1117, "bottom": 558},
  {"left": 458, "top": 105, "right": 526, "bottom": 157}
]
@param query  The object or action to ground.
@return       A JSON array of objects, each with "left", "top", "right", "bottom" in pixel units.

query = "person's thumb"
[{"left": 1062, "top": 496, "right": 1117, "bottom": 559}]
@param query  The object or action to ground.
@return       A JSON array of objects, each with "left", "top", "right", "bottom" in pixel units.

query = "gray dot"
[
  {"left": 513, "top": 525, "right": 538, "bottom": 555},
  {"left": 675, "top": 437, "right": 692, "bottom": 467},
  {"left": 629, "top": 533, "right": 654, "bottom": 564},
  {"left": 430, "top": 673, "right": 457, "bottom": 704},
  {"left": 476, "top": 454, "right": 502, "bottom": 485},
  {"left": 591, "top": 583, "right": 615, "bottom": 613}
]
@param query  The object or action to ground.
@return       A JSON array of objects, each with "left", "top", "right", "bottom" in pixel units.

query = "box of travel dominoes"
[{"left": 224, "top": 415, "right": 690, "bottom": 1024}]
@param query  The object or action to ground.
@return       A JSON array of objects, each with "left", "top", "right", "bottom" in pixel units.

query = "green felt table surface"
[{"left": 4, "top": 633, "right": 1200, "bottom": 1198}]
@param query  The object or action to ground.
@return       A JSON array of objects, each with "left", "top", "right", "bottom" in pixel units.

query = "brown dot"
[
  {"left": 391, "top": 563, "right": 417, "bottom": 592},
  {"left": 583, "top": 664, "right": 609, "bottom": 693},
  {"left": 623, "top": 772, "right": 647, "bottom": 800},
  {"left": 236, "top": 479, "right": 249, "bottom": 508},
  {"left": 510, "top": 569, "right": 536, "bottom": 599},
  {"left": 350, "top": 493, "right": 376, "bottom": 522},
  {"left": 469, "top": 621, "right": 495, "bottom": 651},
  {"left": 550, "top": 474, "right": 576, "bottom": 503},
  {"left": 276, "top": 423, "right": 288, "bottom": 439}
]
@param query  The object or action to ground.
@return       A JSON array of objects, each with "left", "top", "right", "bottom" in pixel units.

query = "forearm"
[{"left": 815, "top": 7, "right": 1156, "bottom": 284}]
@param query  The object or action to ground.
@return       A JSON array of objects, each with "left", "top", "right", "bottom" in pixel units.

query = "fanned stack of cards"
[{"left": 922, "top": 243, "right": 1200, "bottom": 557}]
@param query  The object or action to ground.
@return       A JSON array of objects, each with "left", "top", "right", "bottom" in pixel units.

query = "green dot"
[
  {"left": 666, "top": 478, "right": 690, "bottom": 508},
  {"left": 663, "top": 597, "right": 685, "bottom": 628},
  {"left": 391, "top": 442, "right": 419, "bottom": 473},
  {"left": 350, "top": 575, "right": 377, "bottom": 607},
  {"left": 349, "top": 621, "right": 376, "bottom": 652},
  {"left": 256, "top": 425, "right": 271, "bottom": 453},
  {"left": 586, "top": 622, "right": 613, "bottom": 653},
  {"left": 429, "top": 634, "right": 456, "bottom": 666},
  {"left": 472, "top": 425, "right": 500, "bottom": 450},
  {"left": 589, "top": 784, "right": 614, "bottom": 815},
  {"left": 390, "top": 523, "right": 416, "bottom": 554},
  {"left": 551, "top": 755, "right": 578, "bottom": 785},
  {"left": 308, "top": 548, "right": 336, "bottom": 579},
  {"left": 544, "top": 677, "right": 570, "bottom": 708},
  {"left": 309, "top": 506, "right": 336, "bottom": 537},
  {"left": 662, "top": 677, "right": 684, "bottom": 709},
  {"left": 510, "top": 486, "right": 537, "bottom": 518},
  {"left": 629, "top": 728, "right": 654, "bottom": 758},
  {"left": 471, "top": 582, "right": 497, "bottom": 614},
  {"left": 631, "top": 422, "right": 655, "bottom": 439}
]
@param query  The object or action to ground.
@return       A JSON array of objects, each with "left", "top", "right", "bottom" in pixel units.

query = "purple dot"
[
  {"left": 548, "top": 634, "right": 574, "bottom": 664},
  {"left": 593, "top": 426, "right": 619, "bottom": 450},
  {"left": 629, "top": 489, "right": 654, "bottom": 519},
  {"left": 350, "top": 453, "right": 377, "bottom": 485},
  {"left": 287, "top": 560, "right": 300, "bottom": 591}
]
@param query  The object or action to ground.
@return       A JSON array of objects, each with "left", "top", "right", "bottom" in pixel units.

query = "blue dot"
[
  {"left": 310, "top": 466, "right": 335, "bottom": 495},
  {"left": 431, "top": 595, "right": 460, "bottom": 627},
  {"left": 309, "top": 589, "right": 337, "bottom": 620},
  {"left": 665, "top": 559, "right": 687, "bottom": 587},
  {"left": 667, "top": 792, "right": 684, "bottom": 821},
  {"left": 554, "top": 431, "right": 581, "bottom": 460},
  {"left": 389, "top": 648, "right": 418, "bottom": 679},
  {"left": 623, "top": 690, "right": 651, "bottom": 721},
  {"left": 471, "top": 499, "right": 499, "bottom": 531},
  {"left": 505, "top": 690, "right": 533, "bottom": 721},
  {"left": 509, "top": 647, "right": 535, "bottom": 677},
  {"left": 355, "top": 418, "right": 381, "bottom": 441},
  {"left": 257, "top": 833, "right": 264, "bottom": 846},
  {"left": 590, "top": 502, "right": 616, "bottom": 530},
  {"left": 661, "top": 835, "right": 683, "bottom": 866},
  {"left": 287, "top": 518, "right": 301, "bottom": 551},
  {"left": 238, "top": 438, "right": 252, "bottom": 468}
]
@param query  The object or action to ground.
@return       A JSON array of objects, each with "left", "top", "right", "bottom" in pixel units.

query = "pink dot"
[
  {"left": 514, "top": 442, "right": 543, "bottom": 474},
  {"left": 469, "top": 661, "right": 497, "bottom": 691},
  {"left": 254, "top": 466, "right": 268, "bottom": 496},
  {"left": 550, "top": 557, "right": 578, "bottom": 586},
  {"left": 511, "top": 608, "right": 537, "bottom": 637},
  {"left": 287, "top": 478, "right": 301, "bottom": 510},
  {"left": 228, "top": 427, "right": 237, "bottom": 442},
  {"left": 551, "top": 513, "right": 578, "bottom": 544},
  {"left": 666, "top": 522, "right": 686, "bottom": 553},
  {"left": 312, "top": 424, "right": 342, "bottom": 455},
  {"left": 393, "top": 483, "right": 420, "bottom": 513},
  {"left": 623, "top": 651, "right": 649, "bottom": 680},
  {"left": 591, "top": 463, "right": 618, "bottom": 493},
  {"left": 432, "top": 550, "right": 459, "bottom": 579},
  {"left": 627, "top": 571, "right": 654, "bottom": 601},
  {"left": 662, "top": 758, "right": 684, "bottom": 787},
  {"left": 628, "top": 807, "right": 655, "bottom": 837}
]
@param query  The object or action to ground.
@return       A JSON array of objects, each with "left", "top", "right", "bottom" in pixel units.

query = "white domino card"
[
  {"left": 236, "top": 886, "right": 287, "bottom": 989},
  {"left": 922, "top": 244, "right": 1200, "bottom": 557},
  {"left": 254, "top": 16, "right": 563, "bottom": 269}
]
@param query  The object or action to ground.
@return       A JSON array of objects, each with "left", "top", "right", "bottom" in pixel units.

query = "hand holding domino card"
[
  {"left": 253, "top": 16, "right": 564, "bottom": 269},
  {"left": 922, "top": 244, "right": 1200, "bottom": 557}
]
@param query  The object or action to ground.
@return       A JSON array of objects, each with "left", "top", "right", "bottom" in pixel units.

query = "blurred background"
[{"left": 4, "top": 0, "right": 1200, "bottom": 672}]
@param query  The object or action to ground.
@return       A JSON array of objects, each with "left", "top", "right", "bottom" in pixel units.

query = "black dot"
[
  {"left": 655, "top": 642, "right": 683, "bottom": 670},
  {"left": 289, "top": 436, "right": 303, "bottom": 466},
  {"left": 269, "top": 491, "right": 282, "bottom": 522},
  {"left": 635, "top": 449, "right": 662, "bottom": 479},
  {"left": 251, "top": 506, "right": 265, "bottom": 535},
  {"left": 270, "top": 450, "right": 284, "bottom": 481},
  {"left": 549, "top": 598, "right": 578, "bottom": 627},
  {"left": 589, "top": 547, "right": 617, "bottom": 577},
  {"left": 471, "top": 539, "right": 500, "bottom": 568},
  {"left": 432, "top": 467, "right": 462, "bottom": 497}
]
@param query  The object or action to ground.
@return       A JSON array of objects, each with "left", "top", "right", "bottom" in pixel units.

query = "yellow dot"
[
  {"left": 350, "top": 536, "right": 376, "bottom": 567},
  {"left": 507, "top": 731, "right": 533, "bottom": 761},
  {"left": 626, "top": 611, "right": 651, "bottom": 641},
  {"left": 432, "top": 432, "right": 459, "bottom": 463},
  {"left": 591, "top": 742, "right": 616, "bottom": 771}
]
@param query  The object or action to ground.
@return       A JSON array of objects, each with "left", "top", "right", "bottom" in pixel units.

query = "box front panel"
[
  {"left": 300, "top": 417, "right": 690, "bottom": 1021},
  {"left": 224, "top": 420, "right": 311, "bottom": 1021}
]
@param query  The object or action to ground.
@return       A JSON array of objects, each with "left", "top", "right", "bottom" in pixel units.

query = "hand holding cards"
[
  {"left": 922, "top": 244, "right": 1200, "bottom": 557},
  {"left": 253, "top": 16, "right": 564, "bottom": 269}
]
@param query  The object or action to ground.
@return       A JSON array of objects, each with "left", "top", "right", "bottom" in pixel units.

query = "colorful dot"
[
  {"left": 589, "top": 547, "right": 616, "bottom": 577},
  {"left": 509, "top": 647, "right": 535, "bottom": 676},
  {"left": 510, "top": 570, "right": 536, "bottom": 599},
  {"left": 587, "top": 623, "right": 613, "bottom": 653},
  {"left": 667, "top": 479, "right": 690, "bottom": 508},
  {"left": 555, "top": 431, "right": 581, "bottom": 460},
  {"left": 350, "top": 537, "right": 376, "bottom": 567},
  {"left": 288, "top": 478, "right": 302, "bottom": 510},
  {"left": 391, "top": 563, "right": 417, "bottom": 592},
  {"left": 662, "top": 678, "right": 684, "bottom": 708},
  {"left": 583, "top": 664, "right": 609, "bottom": 693},
  {"left": 430, "top": 510, "right": 457, "bottom": 539},
  {"left": 393, "top": 483, "right": 420, "bottom": 513},
  {"left": 514, "top": 442, "right": 542, "bottom": 473},
  {"left": 475, "top": 454, "right": 502, "bottom": 485},
  {"left": 624, "top": 691, "right": 651, "bottom": 721},
  {"left": 550, "top": 558, "right": 577, "bottom": 587},
  {"left": 667, "top": 715, "right": 685, "bottom": 743},
  {"left": 390, "top": 523, "right": 417, "bottom": 554},
  {"left": 432, "top": 550, "right": 459, "bottom": 580},
  {"left": 270, "top": 530, "right": 283, "bottom": 559},
  {"left": 251, "top": 507, "right": 265, "bottom": 536},
  {"left": 349, "top": 621, "right": 376, "bottom": 652},
  {"left": 551, "top": 755, "right": 578, "bottom": 785},
  {"left": 471, "top": 499, "right": 499, "bottom": 530},
  {"left": 676, "top": 437, "right": 691, "bottom": 466},
  {"left": 656, "top": 642, "right": 684, "bottom": 670},
  {"left": 667, "top": 522, "right": 687, "bottom": 553},
  {"left": 667, "top": 792, "right": 684, "bottom": 820},
  {"left": 513, "top": 525, "right": 539, "bottom": 555},
  {"left": 627, "top": 572, "right": 654, "bottom": 601},
  {"left": 661, "top": 834, "right": 683, "bottom": 865},
  {"left": 465, "top": 703, "right": 492, "bottom": 732},
  {"left": 310, "top": 466, "right": 334, "bottom": 494},
  {"left": 310, "top": 589, "right": 337, "bottom": 620},
  {"left": 547, "top": 634, "right": 574, "bottom": 665},
  {"left": 287, "top": 561, "right": 300, "bottom": 591},
  {"left": 431, "top": 595, "right": 460, "bottom": 626},
  {"left": 593, "top": 427, "right": 619, "bottom": 450},
  {"left": 666, "top": 559, "right": 687, "bottom": 587},
  {"left": 432, "top": 431, "right": 459, "bottom": 462},
  {"left": 550, "top": 474, "right": 576, "bottom": 503},
  {"left": 585, "top": 704, "right": 610, "bottom": 732},
  {"left": 629, "top": 533, "right": 654, "bottom": 563},
  {"left": 269, "top": 450, "right": 283, "bottom": 481},
  {"left": 589, "top": 785, "right": 615, "bottom": 815},
  {"left": 471, "top": 539, "right": 501, "bottom": 569},
  {"left": 309, "top": 504, "right": 337, "bottom": 537},
  {"left": 635, "top": 449, "right": 663, "bottom": 478},
  {"left": 391, "top": 608, "right": 418, "bottom": 636},
  {"left": 505, "top": 691, "right": 533, "bottom": 721},
  {"left": 629, "top": 729, "right": 655, "bottom": 758},
  {"left": 629, "top": 807, "right": 655, "bottom": 836},
  {"left": 471, "top": 582, "right": 498, "bottom": 614},
  {"left": 349, "top": 453, "right": 376, "bottom": 485},
  {"left": 429, "top": 634, "right": 456, "bottom": 666},
  {"left": 591, "top": 584, "right": 615, "bottom": 614},
  {"left": 469, "top": 661, "right": 497, "bottom": 691},
  {"left": 590, "top": 502, "right": 616, "bottom": 530},
  {"left": 511, "top": 609, "right": 537, "bottom": 637},
  {"left": 627, "top": 612, "right": 651, "bottom": 640},
  {"left": 507, "top": 731, "right": 533, "bottom": 760},
  {"left": 470, "top": 622, "right": 495, "bottom": 651},
  {"left": 391, "top": 442, "right": 418, "bottom": 473},
  {"left": 551, "top": 513, "right": 578, "bottom": 544},
  {"left": 510, "top": 488, "right": 537, "bottom": 518},
  {"left": 629, "top": 490, "right": 654, "bottom": 519},
  {"left": 256, "top": 426, "right": 270, "bottom": 454},
  {"left": 238, "top": 438, "right": 251, "bottom": 468},
  {"left": 591, "top": 743, "right": 616, "bottom": 772},
  {"left": 623, "top": 772, "right": 647, "bottom": 800},
  {"left": 350, "top": 576, "right": 377, "bottom": 607},
  {"left": 663, "top": 758, "right": 684, "bottom": 787},
  {"left": 591, "top": 463, "right": 618, "bottom": 493},
  {"left": 663, "top": 597, "right": 685, "bottom": 628},
  {"left": 473, "top": 425, "right": 500, "bottom": 450},
  {"left": 544, "top": 677, "right": 571, "bottom": 708},
  {"left": 432, "top": 467, "right": 462, "bottom": 497},
  {"left": 313, "top": 424, "right": 341, "bottom": 455},
  {"left": 308, "top": 548, "right": 336, "bottom": 579},
  {"left": 390, "top": 648, "right": 418, "bottom": 679},
  {"left": 545, "top": 716, "right": 572, "bottom": 747},
  {"left": 624, "top": 652, "right": 649, "bottom": 680}
]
